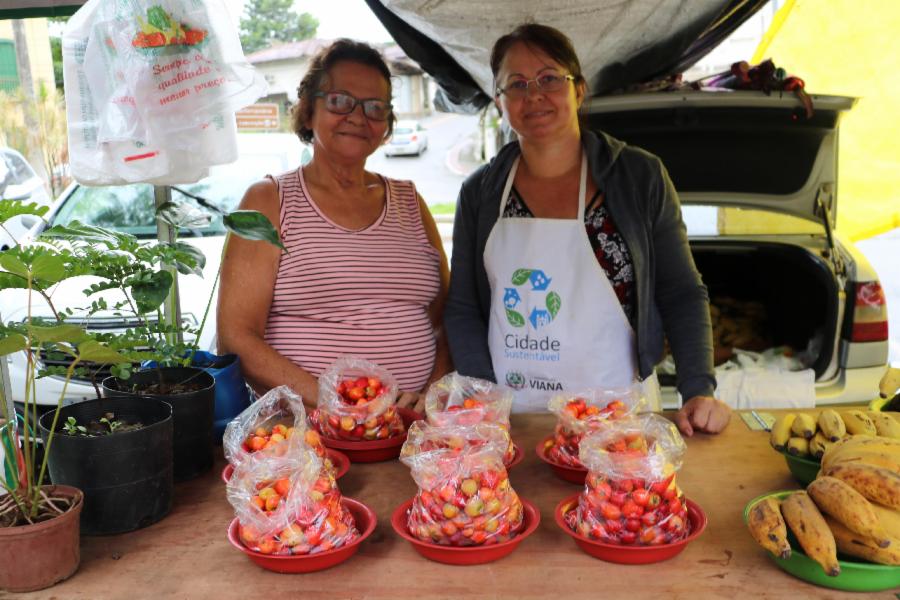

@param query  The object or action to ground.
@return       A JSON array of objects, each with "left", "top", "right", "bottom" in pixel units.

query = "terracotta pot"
[{"left": 0, "top": 485, "right": 83, "bottom": 592}]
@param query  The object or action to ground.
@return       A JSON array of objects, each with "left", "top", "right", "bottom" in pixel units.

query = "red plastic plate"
[
  {"left": 317, "top": 407, "right": 423, "bottom": 463},
  {"left": 554, "top": 493, "right": 708, "bottom": 564},
  {"left": 390, "top": 497, "right": 540, "bottom": 565},
  {"left": 221, "top": 448, "right": 350, "bottom": 484},
  {"left": 535, "top": 435, "right": 588, "bottom": 484},
  {"left": 227, "top": 497, "right": 376, "bottom": 573},
  {"left": 505, "top": 443, "right": 525, "bottom": 470}
]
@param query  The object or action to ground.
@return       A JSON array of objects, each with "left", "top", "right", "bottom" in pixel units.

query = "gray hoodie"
[{"left": 445, "top": 129, "right": 716, "bottom": 402}]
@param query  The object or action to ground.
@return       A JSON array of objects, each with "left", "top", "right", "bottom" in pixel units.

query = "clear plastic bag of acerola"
[
  {"left": 545, "top": 385, "right": 646, "bottom": 468},
  {"left": 424, "top": 372, "right": 513, "bottom": 429},
  {"left": 315, "top": 356, "right": 404, "bottom": 441},
  {"left": 400, "top": 423, "right": 524, "bottom": 546},
  {"left": 568, "top": 414, "right": 688, "bottom": 546},
  {"left": 223, "top": 385, "right": 327, "bottom": 467},
  {"left": 227, "top": 444, "right": 358, "bottom": 555}
]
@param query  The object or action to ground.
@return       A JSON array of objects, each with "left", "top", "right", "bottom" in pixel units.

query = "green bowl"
[
  {"left": 743, "top": 491, "right": 900, "bottom": 592},
  {"left": 869, "top": 396, "right": 888, "bottom": 412},
  {"left": 778, "top": 449, "right": 820, "bottom": 487}
]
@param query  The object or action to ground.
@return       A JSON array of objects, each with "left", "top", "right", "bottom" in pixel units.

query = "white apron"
[{"left": 485, "top": 154, "right": 660, "bottom": 412}]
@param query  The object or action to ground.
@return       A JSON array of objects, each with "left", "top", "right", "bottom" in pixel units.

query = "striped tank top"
[{"left": 264, "top": 167, "right": 441, "bottom": 392}]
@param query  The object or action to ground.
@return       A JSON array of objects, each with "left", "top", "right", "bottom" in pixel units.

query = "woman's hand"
[
  {"left": 674, "top": 395, "right": 731, "bottom": 437},
  {"left": 396, "top": 391, "right": 426, "bottom": 414}
]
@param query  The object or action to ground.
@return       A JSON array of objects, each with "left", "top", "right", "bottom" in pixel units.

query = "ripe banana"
[
  {"left": 824, "top": 515, "right": 900, "bottom": 566},
  {"left": 823, "top": 462, "right": 900, "bottom": 510},
  {"left": 868, "top": 411, "right": 900, "bottom": 439},
  {"left": 821, "top": 435, "right": 900, "bottom": 472},
  {"left": 817, "top": 409, "right": 846, "bottom": 442},
  {"left": 879, "top": 366, "right": 900, "bottom": 399},
  {"left": 786, "top": 437, "right": 810, "bottom": 457},
  {"left": 770, "top": 413, "right": 796, "bottom": 451},
  {"left": 746, "top": 496, "right": 791, "bottom": 559},
  {"left": 809, "top": 432, "right": 832, "bottom": 460},
  {"left": 841, "top": 410, "right": 878, "bottom": 436},
  {"left": 870, "top": 502, "right": 900, "bottom": 539},
  {"left": 807, "top": 476, "right": 891, "bottom": 547},
  {"left": 791, "top": 413, "right": 817, "bottom": 440},
  {"left": 780, "top": 491, "right": 840, "bottom": 576}
]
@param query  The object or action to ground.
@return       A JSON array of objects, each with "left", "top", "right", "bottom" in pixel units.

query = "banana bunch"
[
  {"left": 770, "top": 409, "right": 900, "bottom": 460},
  {"left": 748, "top": 435, "right": 900, "bottom": 571}
]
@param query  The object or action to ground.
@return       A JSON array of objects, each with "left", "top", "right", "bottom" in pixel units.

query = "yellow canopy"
[{"left": 752, "top": 0, "right": 900, "bottom": 240}]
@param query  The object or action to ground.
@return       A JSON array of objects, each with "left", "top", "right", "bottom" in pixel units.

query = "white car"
[
  {"left": 0, "top": 147, "right": 53, "bottom": 250},
  {"left": 384, "top": 120, "right": 428, "bottom": 156},
  {"left": 581, "top": 92, "right": 888, "bottom": 407},
  {"left": 0, "top": 133, "right": 306, "bottom": 408}
]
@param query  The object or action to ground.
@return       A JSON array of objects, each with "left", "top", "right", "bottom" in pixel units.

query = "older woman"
[
  {"left": 218, "top": 39, "right": 450, "bottom": 411},
  {"left": 445, "top": 24, "right": 730, "bottom": 435}
]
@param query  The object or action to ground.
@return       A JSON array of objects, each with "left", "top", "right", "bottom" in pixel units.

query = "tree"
[{"left": 240, "top": 0, "right": 318, "bottom": 54}]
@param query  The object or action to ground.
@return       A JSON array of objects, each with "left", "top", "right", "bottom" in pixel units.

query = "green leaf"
[
  {"left": 157, "top": 202, "right": 212, "bottom": 230},
  {"left": 546, "top": 291, "right": 561, "bottom": 319},
  {"left": 41, "top": 221, "right": 134, "bottom": 248},
  {"left": 0, "top": 333, "right": 26, "bottom": 355},
  {"left": 506, "top": 308, "right": 525, "bottom": 328},
  {"left": 26, "top": 324, "right": 87, "bottom": 343},
  {"left": 0, "top": 253, "right": 28, "bottom": 278},
  {"left": 511, "top": 269, "right": 532, "bottom": 286},
  {"left": 31, "top": 254, "right": 67, "bottom": 284},
  {"left": 0, "top": 271, "right": 27, "bottom": 290},
  {"left": 131, "top": 270, "right": 173, "bottom": 314},
  {"left": 77, "top": 340, "right": 132, "bottom": 364},
  {"left": 172, "top": 242, "right": 206, "bottom": 276},
  {"left": 0, "top": 200, "right": 48, "bottom": 222},
  {"left": 224, "top": 210, "right": 284, "bottom": 250}
]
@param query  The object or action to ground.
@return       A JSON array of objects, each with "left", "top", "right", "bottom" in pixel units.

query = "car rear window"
[
  {"left": 394, "top": 127, "right": 414, "bottom": 134},
  {"left": 50, "top": 155, "right": 284, "bottom": 238}
]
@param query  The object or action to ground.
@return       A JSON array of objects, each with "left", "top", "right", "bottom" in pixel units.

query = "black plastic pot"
[
  {"left": 102, "top": 367, "right": 215, "bottom": 481},
  {"left": 38, "top": 397, "right": 173, "bottom": 535}
]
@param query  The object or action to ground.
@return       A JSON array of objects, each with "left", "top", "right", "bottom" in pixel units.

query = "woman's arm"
[
  {"left": 444, "top": 173, "right": 496, "bottom": 381},
  {"left": 397, "top": 194, "right": 453, "bottom": 412},
  {"left": 216, "top": 179, "right": 320, "bottom": 408},
  {"left": 649, "top": 160, "right": 729, "bottom": 434}
]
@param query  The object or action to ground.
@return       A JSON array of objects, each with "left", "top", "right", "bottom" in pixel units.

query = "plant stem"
[{"left": 34, "top": 358, "right": 79, "bottom": 501}]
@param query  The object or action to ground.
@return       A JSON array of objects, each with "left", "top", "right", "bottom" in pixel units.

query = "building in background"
[
  {"left": 246, "top": 38, "right": 432, "bottom": 123},
  {"left": 0, "top": 18, "right": 53, "bottom": 94}
]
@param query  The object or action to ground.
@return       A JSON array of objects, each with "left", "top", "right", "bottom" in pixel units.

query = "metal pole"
[{"left": 153, "top": 185, "right": 183, "bottom": 345}]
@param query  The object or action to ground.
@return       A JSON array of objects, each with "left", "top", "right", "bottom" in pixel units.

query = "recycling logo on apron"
[{"left": 503, "top": 268, "right": 561, "bottom": 330}]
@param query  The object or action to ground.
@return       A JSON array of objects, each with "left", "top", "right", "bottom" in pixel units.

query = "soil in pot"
[{"left": 102, "top": 367, "right": 215, "bottom": 481}]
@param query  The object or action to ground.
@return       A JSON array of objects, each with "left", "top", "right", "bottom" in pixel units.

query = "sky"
[{"left": 222, "top": 0, "right": 394, "bottom": 44}]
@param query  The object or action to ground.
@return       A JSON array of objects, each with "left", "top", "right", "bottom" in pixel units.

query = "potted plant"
[
  {"left": 43, "top": 188, "right": 281, "bottom": 481},
  {"left": 0, "top": 200, "right": 135, "bottom": 591},
  {"left": 37, "top": 395, "right": 174, "bottom": 535}
]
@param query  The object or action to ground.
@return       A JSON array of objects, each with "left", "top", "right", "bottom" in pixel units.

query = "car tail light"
[
  {"left": 850, "top": 281, "right": 889, "bottom": 342},
  {"left": 411, "top": 135, "right": 418, "bottom": 141}
]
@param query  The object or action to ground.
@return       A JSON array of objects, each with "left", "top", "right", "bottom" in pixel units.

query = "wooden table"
[{"left": 11, "top": 413, "right": 892, "bottom": 599}]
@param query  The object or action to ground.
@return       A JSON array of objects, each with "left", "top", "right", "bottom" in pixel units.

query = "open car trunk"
[{"left": 690, "top": 239, "right": 840, "bottom": 379}]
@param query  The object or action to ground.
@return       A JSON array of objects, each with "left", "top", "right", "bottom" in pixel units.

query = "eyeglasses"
[
  {"left": 496, "top": 73, "right": 575, "bottom": 98},
  {"left": 313, "top": 91, "right": 393, "bottom": 121}
]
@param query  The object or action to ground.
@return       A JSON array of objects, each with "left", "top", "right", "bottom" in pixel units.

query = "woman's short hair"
[
  {"left": 291, "top": 38, "right": 395, "bottom": 143},
  {"left": 489, "top": 23, "right": 586, "bottom": 94}
]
